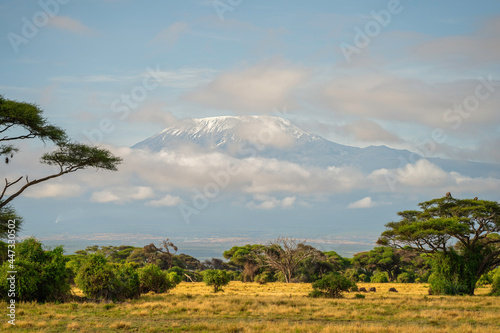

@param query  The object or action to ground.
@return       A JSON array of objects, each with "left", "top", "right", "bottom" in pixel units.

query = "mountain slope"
[{"left": 132, "top": 115, "right": 500, "bottom": 176}]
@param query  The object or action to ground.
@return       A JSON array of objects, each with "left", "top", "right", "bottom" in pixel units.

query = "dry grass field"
[{"left": 2, "top": 282, "right": 499, "bottom": 332}]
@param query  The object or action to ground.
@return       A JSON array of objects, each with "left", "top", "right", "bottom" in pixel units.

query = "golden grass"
[
  {"left": 66, "top": 322, "right": 80, "bottom": 330},
  {"left": 2, "top": 282, "right": 499, "bottom": 332}
]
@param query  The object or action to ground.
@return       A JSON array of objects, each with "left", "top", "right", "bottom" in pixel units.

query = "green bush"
[
  {"left": 370, "top": 272, "right": 389, "bottom": 283},
  {"left": 354, "top": 293, "right": 365, "bottom": 299},
  {"left": 75, "top": 254, "right": 142, "bottom": 301},
  {"left": 113, "top": 263, "right": 140, "bottom": 300},
  {"left": 358, "top": 273, "right": 369, "bottom": 282},
  {"left": 428, "top": 272, "right": 468, "bottom": 295},
  {"left": 344, "top": 268, "right": 360, "bottom": 282},
  {"left": 274, "top": 271, "right": 286, "bottom": 283},
  {"left": 203, "top": 269, "right": 230, "bottom": 292},
  {"left": 308, "top": 289, "right": 324, "bottom": 298},
  {"left": 168, "top": 266, "right": 185, "bottom": 277},
  {"left": 168, "top": 271, "right": 182, "bottom": 285},
  {"left": 76, "top": 254, "right": 116, "bottom": 300},
  {"left": 477, "top": 267, "right": 499, "bottom": 287},
  {"left": 427, "top": 251, "right": 473, "bottom": 295},
  {"left": 397, "top": 272, "right": 415, "bottom": 283},
  {"left": 0, "top": 237, "right": 70, "bottom": 302},
  {"left": 138, "top": 264, "right": 177, "bottom": 294},
  {"left": 254, "top": 272, "right": 273, "bottom": 285},
  {"left": 226, "top": 270, "right": 241, "bottom": 281},
  {"left": 489, "top": 269, "right": 500, "bottom": 296},
  {"left": 309, "top": 273, "right": 355, "bottom": 298},
  {"left": 415, "top": 269, "right": 432, "bottom": 283}
]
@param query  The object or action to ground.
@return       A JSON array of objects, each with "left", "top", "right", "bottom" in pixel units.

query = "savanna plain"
[{"left": 3, "top": 282, "right": 498, "bottom": 333}]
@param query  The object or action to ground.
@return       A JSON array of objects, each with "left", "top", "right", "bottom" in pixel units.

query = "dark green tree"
[
  {"left": 223, "top": 244, "right": 266, "bottom": 281},
  {"left": 126, "top": 248, "right": 148, "bottom": 266},
  {"left": 143, "top": 239, "right": 178, "bottom": 270},
  {"left": 378, "top": 195, "right": 500, "bottom": 295},
  {"left": 0, "top": 95, "right": 122, "bottom": 213},
  {"left": 0, "top": 95, "right": 67, "bottom": 160},
  {"left": 223, "top": 244, "right": 266, "bottom": 268},
  {"left": 296, "top": 249, "right": 349, "bottom": 282},
  {"left": 352, "top": 246, "right": 405, "bottom": 282},
  {"left": 175, "top": 253, "right": 201, "bottom": 270}
]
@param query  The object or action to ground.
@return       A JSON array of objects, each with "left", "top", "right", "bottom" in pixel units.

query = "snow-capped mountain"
[
  {"left": 133, "top": 115, "right": 500, "bottom": 177},
  {"left": 133, "top": 115, "right": 357, "bottom": 164},
  {"left": 134, "top": 115, "right": 329, "bottom": 151}
]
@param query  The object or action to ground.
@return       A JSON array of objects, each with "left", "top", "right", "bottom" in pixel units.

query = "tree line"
[{"left": 1, "top": 211, "right": 499, "bottom": 302}]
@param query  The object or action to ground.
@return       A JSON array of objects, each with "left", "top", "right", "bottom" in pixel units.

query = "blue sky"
[{"left": 1, "top": 0, "right": 500, "bottom": 255}]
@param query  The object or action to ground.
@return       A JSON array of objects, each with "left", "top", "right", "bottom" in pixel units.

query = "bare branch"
[{"left": 0, "top": 176, "right": 23, "bottom": 202}]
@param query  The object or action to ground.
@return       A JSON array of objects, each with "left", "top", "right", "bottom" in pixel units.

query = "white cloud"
[
  {"left": 369, "top": 159, "right": 452, "bottom": 191},
  {"left": 281, "top": 196, "right": 296, "bottom": 208},
  {"left": 48, "top": 16, "right": 96, "bottom": 35},
  {"left": 147, "top": 194, "right": 183, "bottom": 207},
  {"left": 91, "top": 186, "right": 154, "bottom": 203},
  {"left": 184, "top": 61, "right": 307, "bottom": 113},
  {"left": 129, "top": 186, "right": 155, "bottom": 200},
  {"left": 11, "top": 142, "right": 500, "bottom": 206},
  {"left": 412, "top": 16, "right": 500, "bottom": 65},
  {"left": 90, "top": 190, "right": 120, "bottom": 203},
  {"left": 320, "top": 72, "right": 500, "bottom": 134},
  {"left": 348, "top": 196, "right": 375, "bottom": 209},
  {"left": 368, "top": 159, "right": 500, "bottom": 195},
  {"left": 99, "top": 146, "right": 365, "bottom": 200},
  {"left": 234, "top": 118, "right": 295, "bottom": 149},
  {"left": 246, "top": 195, "right": 297, "bottom": 210},
  {"left": 23, "top": 183, "right": 81, "bottom": 198},
  {"left": 397, "top": 159, "right": 452, "bottom": 187}
]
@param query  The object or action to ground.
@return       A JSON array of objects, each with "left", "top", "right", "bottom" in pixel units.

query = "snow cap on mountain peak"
[{"left": 149, "top": 115, "right": 318, "bottom": 148}]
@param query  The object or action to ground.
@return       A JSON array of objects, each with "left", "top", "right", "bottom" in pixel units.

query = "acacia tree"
[
  {"left": 378, "top": 195, "right": 500, "bottom": 295},
  {"left": 143, "top": 239, "right": 178, "bottom": 270},
  {"left": 262, "top": 237, "right": 317, "bottom": 283},
  {"left": 223, "top": 244, "right": 266, "bottom": 281},
  {"left": 352, "top": 246, "right": 407, "bottom": 282},
  {"left": 0, "top": 95, "right": 121, "bottom": 215}
]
